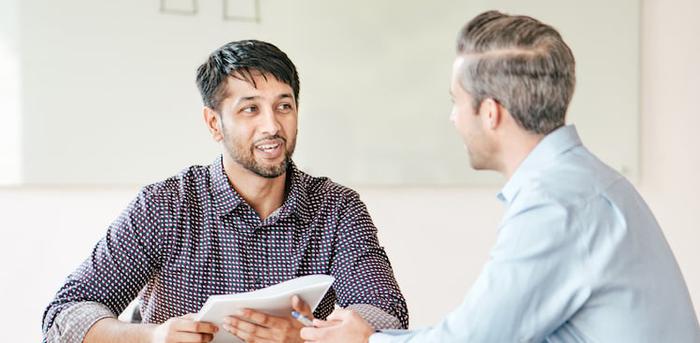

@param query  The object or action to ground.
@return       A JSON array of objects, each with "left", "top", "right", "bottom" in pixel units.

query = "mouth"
[{"left": 253, "top": 138, "right": 285, "bottom": 159}]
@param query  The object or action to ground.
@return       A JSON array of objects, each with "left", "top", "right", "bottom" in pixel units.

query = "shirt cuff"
[
  {"left": 346, "top": 303, "right": 402, "bottom": 330},
  {"left": 45, "top": 301, "right": 116, "bottom": 343}
]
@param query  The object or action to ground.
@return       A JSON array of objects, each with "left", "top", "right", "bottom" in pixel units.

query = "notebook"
[{"left": 195, "top": 274, "right": 335, "bottom": 343}]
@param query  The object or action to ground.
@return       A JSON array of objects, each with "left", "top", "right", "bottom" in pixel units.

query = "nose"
[
  {"left": 449, "top": 107, "right": 457, "bottom": 123},
  {"left": 259, "top": 107, "right": 281, "bottom": 136}
]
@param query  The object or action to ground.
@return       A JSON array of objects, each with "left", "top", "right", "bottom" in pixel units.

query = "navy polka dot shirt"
[{"left": 42, "top": 156, "right": 408, "bottom": 341}]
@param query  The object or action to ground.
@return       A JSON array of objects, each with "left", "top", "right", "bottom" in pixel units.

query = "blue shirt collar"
[{"left": 497, "top": 125, "right": 583, "bottom": 205}]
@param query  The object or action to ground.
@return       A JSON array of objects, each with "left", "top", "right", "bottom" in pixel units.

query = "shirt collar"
[
  {"left": 497, "top": 125, "right": 583, "bottom": 205},
  {"left": 276, "top": 164, "right": 312, "bottom": 225},
  {"left": 209, "top": 155, "right": 311, "bottom": 224},
  {"left": 210, "top": 155, "right": 244, "bottom": 216}
]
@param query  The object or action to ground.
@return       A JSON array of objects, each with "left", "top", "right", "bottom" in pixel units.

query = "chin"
[{"left": 468, "top": 155, "right": 489, "bottom": 171}]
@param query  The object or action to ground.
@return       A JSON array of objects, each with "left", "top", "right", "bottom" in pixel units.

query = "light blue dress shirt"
[{"left": 371, "top": 125, "right": 700, "bottom": 342}]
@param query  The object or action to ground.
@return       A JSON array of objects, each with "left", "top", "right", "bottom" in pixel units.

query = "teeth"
[{"left": 257, "top": 143, "right": 279, "bottom": 150}]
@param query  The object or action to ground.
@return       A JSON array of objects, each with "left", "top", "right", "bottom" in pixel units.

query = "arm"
[
  {"left": 303, "top": 193, "right": 591, "bottom": 343},
  {"left": 370, "top": 195, "right": 591, "bottom": 342},
  {"left": 83, "top": 315, "right": 217, "bottom": 343},
  {"left": 42, "top": 189, "right": 164, "bottom": 342},
  {"left": 330, "top": 190, "right": 409, "bottom": 330}
]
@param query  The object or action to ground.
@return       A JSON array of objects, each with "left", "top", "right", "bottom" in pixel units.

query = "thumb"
[{"left": 312, "top": 318, "right": 340, "bottom": 328}]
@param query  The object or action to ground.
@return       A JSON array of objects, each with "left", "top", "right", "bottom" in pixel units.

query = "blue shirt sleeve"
[{"left": 371, "top": 191, "right": 591, "bottom": 342}]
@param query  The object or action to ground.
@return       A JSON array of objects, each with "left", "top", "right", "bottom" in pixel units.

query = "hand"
[
  {"left": 151, "top": 313, "right": 218, "bottom": 343},
  {"left": 223, "top": 295, "right": 312, "bottom": 343},
  {"left": 299, "top": 308, "right": 374, "bottom": 343}
]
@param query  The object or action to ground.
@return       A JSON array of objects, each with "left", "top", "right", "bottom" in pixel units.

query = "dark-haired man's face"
[{"left": 212, "top": 72, "right": 298, "bottom": 178}]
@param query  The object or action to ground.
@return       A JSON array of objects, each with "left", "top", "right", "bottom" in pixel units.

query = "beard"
[{"left": 223, "top": 131, "right": 297, "bottom": 179}]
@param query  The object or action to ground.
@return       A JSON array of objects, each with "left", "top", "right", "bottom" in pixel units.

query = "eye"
[
  {"left": 277, "top": 103, "right": 293, "bottom": 113},
  {"left": 241, "top": 105, "right": 258, "bottom": 114}
]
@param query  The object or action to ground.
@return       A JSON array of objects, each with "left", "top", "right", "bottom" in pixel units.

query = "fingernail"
[{"left": 222, "top": 323, "right": 232, "bottom": 332}]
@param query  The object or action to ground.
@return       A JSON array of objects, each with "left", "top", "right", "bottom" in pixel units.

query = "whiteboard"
[{"left": 15, "top": 0, "right": 639, "bottom": 186}]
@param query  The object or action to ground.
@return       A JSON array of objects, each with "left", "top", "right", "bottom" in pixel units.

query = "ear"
[
  {"left": 203, "top": 107, "right": 224, "bottom": 142},
  {"left": 478, "top": 98, "right": 502, "bottom": 130}
]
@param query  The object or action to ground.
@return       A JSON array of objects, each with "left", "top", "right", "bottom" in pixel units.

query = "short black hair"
[{"left": 196, "top": 40, "right": 300, "bottom": 111}]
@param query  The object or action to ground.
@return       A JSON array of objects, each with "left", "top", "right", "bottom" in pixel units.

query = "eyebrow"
[{"left": 234, "top": 93, "right": 294, "bottom": 107}]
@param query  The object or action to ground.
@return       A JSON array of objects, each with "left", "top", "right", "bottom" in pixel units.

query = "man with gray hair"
[{"left": 300, "top": 10, "right": 700, "bottom": 343}]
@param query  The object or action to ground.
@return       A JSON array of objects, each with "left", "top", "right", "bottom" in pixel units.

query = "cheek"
[
  {"left": 281, "top": 115, "right": 298, "bottom": 136},
  {"left": 223, "top": 118, "right": 254, "bottom": 144},
  {"left": 453, "top": 111, "right": 472, "bottom": 137}
]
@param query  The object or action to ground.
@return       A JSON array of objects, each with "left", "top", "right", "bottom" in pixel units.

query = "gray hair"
[{"left": 456, "top": 11, "right": 576, "bottom": 134}]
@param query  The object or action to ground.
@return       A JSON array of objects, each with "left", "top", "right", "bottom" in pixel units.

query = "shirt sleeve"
[
  {"left": 41, "top": 189, "right": 167, "bottom": 342},
  {"left": 44, "top": 301, "right": 115, "bottom": 343},
  {"left": 330, "top": 190, "right": 409, "bottom": 329},
  {"left": 347, "top": 304, "right": 402, "bottom": 330},
  {"left": 370, "top": 192, "right": 591, "bottom": 342}
]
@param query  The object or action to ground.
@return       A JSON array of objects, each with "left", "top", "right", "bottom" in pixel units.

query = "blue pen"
[{"left": 291, "top": 311, "right": 314, "bottom": 326}]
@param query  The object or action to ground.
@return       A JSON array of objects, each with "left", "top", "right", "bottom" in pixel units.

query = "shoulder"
[
  {"left": 294, "top": 168, "right": 362, "bottom": 205},
  {"left": 135, "top": 164, "right": 211, "bottom": 210},
  {"left": 523, "top": 146, "right": 625, "bottom": 210}
]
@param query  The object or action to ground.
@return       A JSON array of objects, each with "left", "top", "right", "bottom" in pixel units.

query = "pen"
[{"left": 291, "top": 311, "right": 314, "bottom": 326}]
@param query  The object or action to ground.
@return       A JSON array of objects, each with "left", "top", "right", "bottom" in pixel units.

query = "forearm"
[
  {"left": 83, "top": 318, "right": 156, "bottom": 343},
  {"left": 44, "top": 301, "right": 153, "bottom": 343}
]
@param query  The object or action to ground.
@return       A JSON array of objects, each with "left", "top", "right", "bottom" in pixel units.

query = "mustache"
[{"left": 252, "top": 134, "right": 287, "bottom": 145}]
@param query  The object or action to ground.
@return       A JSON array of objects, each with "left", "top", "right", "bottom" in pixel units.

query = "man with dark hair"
[
  {"left": 301, "top": 11, "right": 699, "bottom": 343},
  {"left": 42, "top": 40, "right": 408, "bottom": 343}
]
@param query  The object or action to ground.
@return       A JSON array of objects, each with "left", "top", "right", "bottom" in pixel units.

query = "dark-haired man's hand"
[{"left": 223, "top": 295, "right": 312, "bottom": 343}]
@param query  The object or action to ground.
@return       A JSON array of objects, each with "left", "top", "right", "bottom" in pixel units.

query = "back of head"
[
  {"left": 196, "top": 40, "right": 300, "bottom": 112},
  {"left": 457, "top": 11, "right": 576, "bottom": 135}
]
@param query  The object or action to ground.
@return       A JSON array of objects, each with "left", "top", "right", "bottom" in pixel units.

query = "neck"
[
  {"left": 499, "top": 130, "right": 544, "bottom": 180},
  {"left": 222, "top": 155, "right": 287, "bottom": 220}
]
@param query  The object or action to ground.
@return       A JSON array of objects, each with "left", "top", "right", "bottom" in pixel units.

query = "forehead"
[{"left": 451, "top": 56, "right": 468, "bottom": 90}]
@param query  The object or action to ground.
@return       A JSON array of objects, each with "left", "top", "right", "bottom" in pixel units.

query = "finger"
[
  {"left": 292, "top": 295, "right": 313, "bottom": 317},
  {"left": 239, "top": 308, "right": 275, "bottom": 327},
  {"left": 223, "top": 323, "right": 276, "bottom": 343},
  {"left": 172, "top": 330, "right": 215, "bottom": 342},
  {"left": 238, "top": 309, "right": 270, "bottom": 326},
  {"left": 300, "top": 326, "right": 333, "bottom": 341},
  {"left": 224, "top": 316, "right": 274, "bottom": 339},
  {"left": 177, "top": 318, "right": 219, "bottom": 334},
  {"left": 311, "top": 319, "right": 340, "bottom": 328}
]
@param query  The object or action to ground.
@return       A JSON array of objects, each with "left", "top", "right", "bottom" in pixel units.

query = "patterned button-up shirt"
[{"left": 43, "top": 156, "right": 408, "bottom": 342}]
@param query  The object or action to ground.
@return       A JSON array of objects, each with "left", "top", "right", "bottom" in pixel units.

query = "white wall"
[
  {"left": 12, "top": 0, "right": 640, "bottom": 187},
  {"left": 0, "top": 0, "right": 21, "bottom": 184},
  {"left": 0, "top": 0, "right": 698, "bottom": 341}
]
